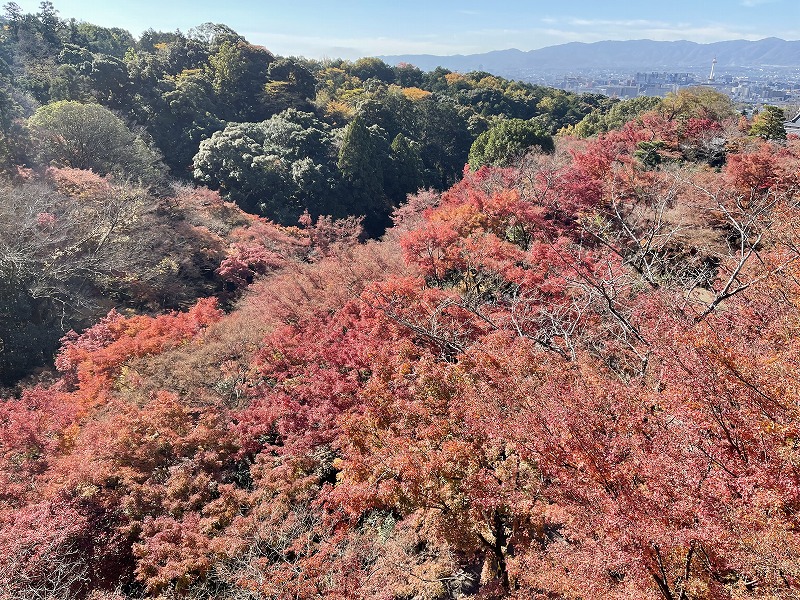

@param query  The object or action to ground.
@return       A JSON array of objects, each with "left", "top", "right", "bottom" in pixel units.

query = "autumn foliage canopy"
[{"left": 3, "top": 103, "right": 800, "bottom": 600}]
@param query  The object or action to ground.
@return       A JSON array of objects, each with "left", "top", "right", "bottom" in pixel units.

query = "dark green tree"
[
  {"left": 36, "top": 1, "right": 64, "bottom": 48},
  {"left": 458, "top": 87, "right": 521, "bottom": 119},
  {"left": 354, "top": 90, "right": 414, "bottom": 141},
  {"left": 193, "top": 109, "right": 339, "bottom": 223},
  {"left": 387, "top": 132, "right": 424, "bottom": 203},
  {"left": 349, "top": 57, "right": 394, "bottom": 83},
  {"left": 338, "top": 116, "right": 383, "bottom": 193},
  {"left": 413, "top": 94, "right": 472, "bottom": 188},
  {"left": 86, "top": 54, "right": 130, "bottom": 107},
  {"left": 263, "top": 57, "right": 316, "bottom": 114},
  {"left": 0, "top": 58, "right": 22, "bottom": 170},
  {"left": 48, "top": 62, "right": 90, "bottom": 101},
  {"left": 137, "top": 28, "right": 186, "bottom": 52},
  {"left": 207, "top": 40, "right": 274, "bottom": 121},
  {"left": 69, "top": 22, "right": 134, "bottom": 58},
  {"left": 338, "top": 116, "right": 393, "bottom": 234},
  {"left": 468, "top": 118, "right": 554, "bottom": 169},
  {"left": 57, "top": 42, "right": 92, "bottom": 66},
  {"left": 393, "top": 62, "right": 423, "bottom": 87},
  {"left": 193, "top": 121, "right": 286, "bottom": 216},
  {"left": 422, "top": 66, "right": 452, "bottom": 93},
  {"left": 150, "top": 72, "right": 223, "bottom": 176}
]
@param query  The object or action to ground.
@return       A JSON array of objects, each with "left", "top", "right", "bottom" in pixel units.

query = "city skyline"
[{"left": 7, "top": 0, "right": 800, "bottom": 60}]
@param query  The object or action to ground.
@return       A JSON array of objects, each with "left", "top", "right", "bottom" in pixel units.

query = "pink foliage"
[
  {"left": 35, "top": 211, "right": 56, "bottom": 228},
  {"left": 217, "top": 243, "right": 288, "bottom": 287}
]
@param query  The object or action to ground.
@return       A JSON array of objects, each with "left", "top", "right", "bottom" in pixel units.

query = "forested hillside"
[
  {"left": 2, "top": 3, "right": 800, "bottom": 600},
  {"left": 0, "top": 1, "right": 607, "bottom": 226},
  {"left": 0, "top": 2, "right": 625, "bottom": 384}
]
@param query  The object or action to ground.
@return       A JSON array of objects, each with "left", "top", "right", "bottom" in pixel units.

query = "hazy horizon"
[
  {"left": 8, "top": 0, "right": 800, "bottom": 60},
  {"left": 378, "top": 36, "right": 799, "bottom": 59}
]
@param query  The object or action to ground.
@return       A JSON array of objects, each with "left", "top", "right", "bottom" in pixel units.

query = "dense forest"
[
  {"left": 0, "top": 1, "right": 639, "bottom": 384},
  {"left": 1, "top": 3, "right": 799, "bottom": 600}
]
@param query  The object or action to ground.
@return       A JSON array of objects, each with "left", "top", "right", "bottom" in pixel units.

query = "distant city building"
[
  {"left": 503, "top": 55, "right": 800, "bottom": 107},
  {"left": 786, "top": 110, "right": 800, "bottom": 135},
  {"left": 600, "top": 85, "right": 640, "bottom": 99},
  {"left": 548, "top": 66, "right": 800, "bottom": 108}
]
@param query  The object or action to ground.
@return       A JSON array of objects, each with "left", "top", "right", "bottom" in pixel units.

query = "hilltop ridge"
[{"left": 381, "top": 37, "right": 800, "bottom": 76}]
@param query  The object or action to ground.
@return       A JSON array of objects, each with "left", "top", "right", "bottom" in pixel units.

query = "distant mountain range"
[{"left": 380, "top": 38, "right": 800, "bottom": 77}]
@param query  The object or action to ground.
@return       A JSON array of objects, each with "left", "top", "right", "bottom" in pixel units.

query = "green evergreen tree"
[
  {"left": 388, "top": 132, "right": 423, "bottom": 202},
  {"left": 338, "top": 115, "right": 384, "bottom": 199},
  {"left": 338, "top": 116, "right": 392, "bottom": 234},
  {"left": 750, "top": 105, "right": 787, "bottom": 141}
]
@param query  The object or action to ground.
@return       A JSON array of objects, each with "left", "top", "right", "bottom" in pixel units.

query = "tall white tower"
[{"left": 708, "top": 57, "right": 717, "bottom": 82}]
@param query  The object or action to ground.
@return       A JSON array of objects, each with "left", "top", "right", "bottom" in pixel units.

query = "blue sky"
[{"left": 10, "top": 0, "right": 800, "bottom": 59}]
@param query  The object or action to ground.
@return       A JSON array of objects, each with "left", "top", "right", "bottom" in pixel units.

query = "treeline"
[{"left": 0, "top": 2, "right": 619, "bottom": 232}]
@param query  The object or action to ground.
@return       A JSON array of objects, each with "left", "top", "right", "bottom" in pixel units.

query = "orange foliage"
[
  {"left": 55, "top": 298, "right": 222, "bottom": 407},
  {"left": 6, "top": 118, "right": 800, "bottom": 599},
  {"left": 401, "top": 86, "right": 432, "bottom": 101},
  {"left": 45, "top": 167, "right": 114, "bottom": 200}
]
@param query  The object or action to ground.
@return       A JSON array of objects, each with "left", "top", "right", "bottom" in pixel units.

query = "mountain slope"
[{"left": 381, "top": 38, "right": 800, "bottom": 75}]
